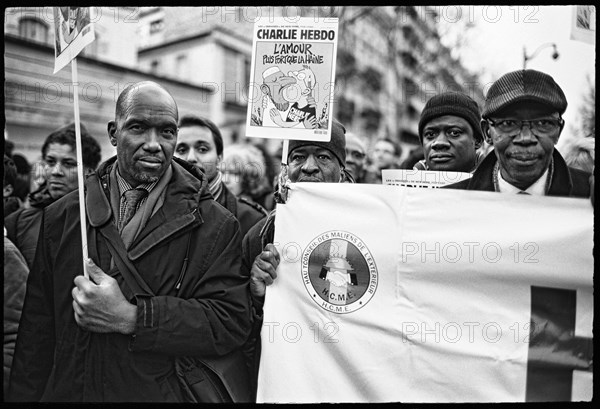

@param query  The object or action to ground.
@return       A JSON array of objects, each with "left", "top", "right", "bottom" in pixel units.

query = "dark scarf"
[{"left": 28, "top": 182, "right": 56, "bottom": 209}]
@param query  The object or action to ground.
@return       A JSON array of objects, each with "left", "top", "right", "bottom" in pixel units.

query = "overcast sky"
[{"left": 438, "top": 5, "right": 595, "bottom": 150}]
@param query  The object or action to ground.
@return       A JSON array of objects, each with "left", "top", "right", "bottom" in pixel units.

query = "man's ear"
[
  {"left": 555, "top": 118, "right": 565, "bottom": 145},
  {"left": 260, "top": 84, "right": 271, "bottom": 96},
  {"left": 474, "top": 137, "right": 483, "bottom": 150},
  {"left": 107, "top": 121, "right": 118, "bottom": 146},
  {"left": 481, "top": 119, "right": 493, "bottom": 145}
]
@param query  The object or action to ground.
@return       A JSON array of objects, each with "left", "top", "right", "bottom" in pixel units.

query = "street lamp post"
[{"left": 523, "top": 43, "right": 560, "bottom": 69}]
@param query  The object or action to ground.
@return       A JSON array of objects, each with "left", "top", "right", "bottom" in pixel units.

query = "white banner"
[{"left": 258, "top": 183, "right": 593, "bottom": 403}]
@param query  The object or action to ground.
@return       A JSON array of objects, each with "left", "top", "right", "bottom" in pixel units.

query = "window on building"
[
  {"left": 362, "top": 67, "right": 383, "bottom": 93},
  {"left": 337, "top": 96, "right": 355, "bottom": 127},
  {"left": 407, "top": 103, "right": 418, "bottom": 119},
  {"left": 149, "top": 19, "right": 164, "bottom": 34},
  {"left": 401, "top": 51, "right": 418, "bottom": 69},
  {"left": 244, "top": 58, "right": 251, "bottom": 89},
  {"left": 175, "top": 54, "right": 188, "bottom": 78},
  {"left": 361, "top": 108, "right": 382, "bottom": 132},
  {"left": 81, "top": 33, "right": 99, "bottom": 58},
  {"left": 224, "top": 48, "right": 242, "bottom": 103},
  {"left": 18, "top": 17, "right": 49, "bottom": 44},
  {"left": 150, "top": 59, "right": 161, "bottom": 75}
]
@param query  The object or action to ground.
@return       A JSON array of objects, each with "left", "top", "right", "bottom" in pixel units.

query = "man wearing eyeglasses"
[{"left": 446, "top": 69, "right": 591, "bottom": 197}]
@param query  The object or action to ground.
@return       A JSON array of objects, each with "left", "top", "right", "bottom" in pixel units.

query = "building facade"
[
  {"left": 4, "top": 7, "right": 214, "bottom": 163},
  {"left": 4, "top": 6, "right": 483, "bottom": 166}
]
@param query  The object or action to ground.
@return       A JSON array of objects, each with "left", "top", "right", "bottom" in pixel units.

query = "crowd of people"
[{"left": 3, "top": 68, "right": 594, "bottom": 402}]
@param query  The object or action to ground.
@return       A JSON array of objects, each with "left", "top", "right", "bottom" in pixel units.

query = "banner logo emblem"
[{"left": 302, "top": 231, "right": 377, "bottom": 313}]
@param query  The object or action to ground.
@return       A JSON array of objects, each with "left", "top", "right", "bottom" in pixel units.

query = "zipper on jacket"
[
  {"left": 174, "top": 257, "right": 188, "bottom": 292},
  {"left": 173, "top": 211, "right": 196, "bottom": 293}
]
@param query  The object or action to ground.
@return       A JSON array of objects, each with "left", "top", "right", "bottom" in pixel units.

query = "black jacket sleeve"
[{"left": 7, "top": 210, "right": 56, "bottom": 401}]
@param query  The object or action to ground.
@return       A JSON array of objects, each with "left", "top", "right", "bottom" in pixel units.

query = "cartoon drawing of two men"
[{"left": 259, "top": 66, "right": 320, "bottom": 129}]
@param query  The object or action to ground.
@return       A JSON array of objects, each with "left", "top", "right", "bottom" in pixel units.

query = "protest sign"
[
  {"left": 570, "top": 5, "right": 596, "bottom": 45},
  {"left": 53, "top": 7, "right": 95, "bottom": 74},
  {"left": 246, "top": 17, "right": 338, "bottom": 141},
  {"left": 52, "top": 6, "right": 97, "bottom": 274},
  {"left": 382, "top": 169, "right": 472, "bottom": 188},
  {"left": 258, "top": 183, "right": 593, "bottom": 402}
]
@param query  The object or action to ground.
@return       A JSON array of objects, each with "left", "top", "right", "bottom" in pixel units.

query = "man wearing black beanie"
[
  {"left": 416, "top": 91, "right": 484, "bottom": 173},
  {"left": 446, "top": 69, "right": 591, "bottom": 197},
  {"left": 240, "top": 118, "right": 349, "bottom": 400}
]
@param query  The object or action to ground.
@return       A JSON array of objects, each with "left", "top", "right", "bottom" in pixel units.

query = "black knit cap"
[
  {"left": 418, "top": 91, "right": 483, "bottom": 144},
  {"left": 288, "top": 119, "right": 346, "bottom": 167},
  {"left": 482, "top": 69, "right": 567, "bottom": 117}
]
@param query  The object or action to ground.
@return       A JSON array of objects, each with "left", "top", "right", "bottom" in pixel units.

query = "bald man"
[{"left": 9, "top": 82, "right": 252, "bottom": 402}]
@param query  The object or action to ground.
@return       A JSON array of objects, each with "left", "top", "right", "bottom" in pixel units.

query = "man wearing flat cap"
[
  {"left": 446, "top": 69, "right": 591, "bottom": 197},
  {"left": 415, "top": 91, "right": 484, "bottom": 173},
  {"left": 240, "top": 119, "right": 350, "bottom": 399}
]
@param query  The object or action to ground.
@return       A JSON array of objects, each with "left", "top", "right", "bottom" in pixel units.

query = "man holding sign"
[
  {"left": 242, "top": 118, "right": 349, "bottom": 397},
  {"left": 9, "top": 82, "right": 252, "bottom": 402}
]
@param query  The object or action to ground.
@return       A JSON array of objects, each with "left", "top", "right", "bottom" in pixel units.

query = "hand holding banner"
[{"left": 258, "top": 183, "right": 593, "bottom": 402}]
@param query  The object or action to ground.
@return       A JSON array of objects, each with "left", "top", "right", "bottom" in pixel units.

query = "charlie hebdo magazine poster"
[{"left": 246, "top": 17, "right": 338, "bottom": 141}]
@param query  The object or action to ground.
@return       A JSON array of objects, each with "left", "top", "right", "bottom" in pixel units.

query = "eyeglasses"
[{"left": 486, "top": 118, "right": 563, "bottom": 135}]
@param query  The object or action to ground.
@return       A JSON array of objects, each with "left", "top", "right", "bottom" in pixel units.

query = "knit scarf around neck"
[{"left": 208, "top": 171, "right": 223, "bottom": 201}]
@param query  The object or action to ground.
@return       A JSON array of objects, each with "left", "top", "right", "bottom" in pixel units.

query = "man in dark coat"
[
  {"left": 175, "top": 115, "right": 266, "bottom": 236},
  {"left": 414, "top": 91, "right": 484, "bottom": 173},
  {"left": 3, "top": 235, "right": 29, "bottom": 396},
  {"left": 8, "top": 81, "right": 252, "bottom": 402},
  {"left": 5, "top": 123, "right": 101, "bottom": 268},
  {"left": 445, "top": 69, "right": 591, "bottom": 198},
  {"left": 242, "top": 119, "right": 349, "bottom": 399}
]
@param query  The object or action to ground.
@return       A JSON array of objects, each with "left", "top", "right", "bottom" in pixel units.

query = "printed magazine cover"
[
  {"left": 382, "top": 169, "right": 473, "bottom": 188},
  {"left": 53, "top": 7, "right": 95, "bottom": 73},
  {"left": 246, "top": 17, "right": 339, "bottom": 141}
]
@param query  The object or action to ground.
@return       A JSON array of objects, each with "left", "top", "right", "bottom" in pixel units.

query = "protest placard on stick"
[
  {"left": 246, "top": 17, "right": 339, "bottom": 147},
  {"left": 53, "top": 7, "right": 96, "bottom": 277}
]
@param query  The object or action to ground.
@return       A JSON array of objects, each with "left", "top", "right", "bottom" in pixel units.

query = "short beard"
[{"left": 131, "top": 171, "right": 159, "bottom": 185}]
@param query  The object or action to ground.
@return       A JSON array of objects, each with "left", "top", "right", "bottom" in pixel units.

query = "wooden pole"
[{"left": 71, "top": 58, "right": 89, "bottom": 278}]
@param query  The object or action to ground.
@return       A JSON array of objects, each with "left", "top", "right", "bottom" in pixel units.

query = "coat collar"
[
  {"left": 468, "top": 149, "right": 574, "bottom": 195},
  {"left": 86, "top": 156, "right": 209, "bottom": 260}
]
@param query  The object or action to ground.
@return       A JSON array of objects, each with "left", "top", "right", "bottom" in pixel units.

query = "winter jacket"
[
  {"left": 5, "top": 183, "right": 56, "bottom": 268},
  {"left": 216, "top": 182, "right": 267, "bottom": 237},
  {"left": 8, "top": 156, "right": 252, "bottom": 402},
  {"left": 3, "top": 197, "right": 22, "bottom": 218},
  {"left": 3, "top": 237, "right": 29, "bottom": 396},
  {"left": 444, "top": 149, "right": 591, "bottom": 198}
]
